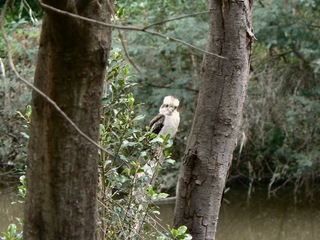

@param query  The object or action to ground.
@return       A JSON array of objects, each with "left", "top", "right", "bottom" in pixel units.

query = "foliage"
[
  {"left": 0, "top": 103, "right": 31, "bottom": 178},
  {"left": 253, "top": 0, "right": 320, "bottom": 73},
  {"left": 0, "top": 223, "right": 23, "bottom": 240},
  {"left": 97, "top": 49, "right": 190, "bottom": 239},
  {"left": 0, "top": 0, "right": 42, "bottom": 22},
  {"left": 231, "top": 0, "right": 320, "bottom": 197},
  {"left": 167, "top": 226, "right": 192, "bottom": 240},
  {"left": 0, "top": 2, "right": 39, "bottom": 175},
  {"left": 17, "top": 175, "right": 26, "bottom": 199}
]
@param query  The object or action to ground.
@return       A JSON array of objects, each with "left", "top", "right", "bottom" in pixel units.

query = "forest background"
[{"left": 0, "top": 0, "right": 320, "bottom": 201}]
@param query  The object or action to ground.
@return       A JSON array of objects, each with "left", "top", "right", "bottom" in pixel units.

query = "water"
[
  {"left": 157, "top": 187, "right": 320, "bottom": 240},
  {"left": 216, "top": 188, "right": 320, "bottom": 240},
  {"left": 1, "top": 186, "right": 319, "bottom": 239}
]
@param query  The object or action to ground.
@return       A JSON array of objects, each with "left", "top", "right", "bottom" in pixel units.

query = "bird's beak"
[{"left": 167, "top": 106, "right": 174, "bottom": 113}]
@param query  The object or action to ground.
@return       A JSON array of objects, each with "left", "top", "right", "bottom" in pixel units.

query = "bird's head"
[{"left": 159, "top": 96, "right": 180, "bottom": 115}]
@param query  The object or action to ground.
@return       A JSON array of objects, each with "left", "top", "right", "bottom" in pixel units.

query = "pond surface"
[
  {"left": 1, "top": 186, "right": 320, "bottom": 239},
  {"left": 216, "top": 188, "right": 320, "bottom": 240},
  {"left": 157, "top": 187, "right": 320, "bottom": 240}
]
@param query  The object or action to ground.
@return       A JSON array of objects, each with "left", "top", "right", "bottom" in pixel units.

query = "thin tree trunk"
[
  {"left": 23, "top": 1, "right": 113, "bottom": 239},
  {"left": 174, "top": 0, "right": 253, "bottom": 239}
]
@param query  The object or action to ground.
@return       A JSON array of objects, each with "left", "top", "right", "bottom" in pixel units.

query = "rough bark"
[
  {"left": 23, "top": 1, "right": 113, "bottom": 239},
  {"left": 174, "top": 0, "right": 253, "bottom": 239}
]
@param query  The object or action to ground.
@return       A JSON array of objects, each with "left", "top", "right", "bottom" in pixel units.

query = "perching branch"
[
  {"left": 0, "top": 1, "right": 114, "bottom": 157},
  {"left": 40, "top": 1, "right": 227, "bottom": 60}
]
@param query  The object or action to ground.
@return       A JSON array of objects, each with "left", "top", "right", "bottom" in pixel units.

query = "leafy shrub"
[{"left": 96, "top": 49, "right": 190, "bottom": 239}]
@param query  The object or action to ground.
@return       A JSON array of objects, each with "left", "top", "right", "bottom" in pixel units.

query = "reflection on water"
[
  {"left": 157, "top": 188, "right": 320, "bottom": 240},
  {"left": 216, "top": 188, "right": 320, "bottom": 240},
  {"left": 1, "top": 186, "right": 320, "bottom": 239},
  {"left": 0, "top": 187, "right": 23, "bottom": 234}
]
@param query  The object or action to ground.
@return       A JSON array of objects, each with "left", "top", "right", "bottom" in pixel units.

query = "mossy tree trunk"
[
  {"left": 174, "top": 0, "right": 253, "bottom": 239},
  {"left": 23, "top": 1, "right": 113, "bottom": 239}
]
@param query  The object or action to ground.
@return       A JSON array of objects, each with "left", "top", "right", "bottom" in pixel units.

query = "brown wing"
[{"left": 149, "top": 114, "right": 165, "bottom": 134}]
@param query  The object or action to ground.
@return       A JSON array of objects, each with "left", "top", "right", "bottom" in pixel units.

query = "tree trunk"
[
  {"left": 174, "top": 0, "right": 253, "bottom": 239},
  {"left": 23, "top": 1, "right": 113, "bottom": 239}
]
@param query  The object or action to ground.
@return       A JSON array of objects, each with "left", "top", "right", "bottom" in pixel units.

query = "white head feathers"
[
  {"left": 163, "top": 96, "right": 180, "bottom": 107},
  {"left": 159, "top": 96, "right": 180, "bottom": 115}
]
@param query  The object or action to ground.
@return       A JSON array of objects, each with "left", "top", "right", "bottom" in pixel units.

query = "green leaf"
[
  {"left": 177, "top": 226, "right": 188, "bottom": 235},
  {"left": 25, "top": 105, "right": 32, "bottom": 120},
  {"left": 16, "top": 111, "right": 27, "bottom": 122},
  {"left": 20, "top": 132, "right": 29, "bottom": 140},
  {"left": 148, "top": 186, "right": 155, "bottom": 196},
  {"left": 119, "top": 154, "right": 128, "bottom": 162},
  {"left": 140, "top": 151, "right": 147, "bottom": 157},
  {"left": 156, "top": 192, "right": 169, "bottom": 200},
  {"left": 150, "top": 136, "right": 164, "bottom": 143},
  {"left": 122, "top": 140, "right": 136, "bottom": 147},
  {"left": 165, "top": 159, "right": 176, "bottom": 165},
  {"left": 128, "top": 95, "right": 134, "bottom": 106},
  {"left": 8, "top": 223, "right": 17, "bottom": 237},
  {"left": 118, "top": 79, "right": 125, "bottom": 86},
  {"left": 152, "top": 209, "right": 161, "bottom": 215},
  {"left": 123, "top": 65, "right": 130, "bottom": 75},
  {"left": 171, "top": 229, "right": 179, "bottom": 237},
  {"left": 99, "top": 124, "right": 105, "bottom": 134},
  {"left": 121, "top": 168, "right": 130, "bottom": 175},
  {"left": 133, "top": 114, "right": 145, "bottom": 121},
  {"left": 117, "top": 6, "right": 125, "bottom": 18},
  {"left": 138, "top": 136, "right": 146, "bottom": 142}
]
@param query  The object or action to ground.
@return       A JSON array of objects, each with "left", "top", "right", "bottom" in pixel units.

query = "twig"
[
  {"left": 0, "top": 1, "right": 114, "bottom": 157},
  {"left": 145, "top": 29, "right": 226, "bottom": 59},
  {"left": 105, "top": 0, "right": 143, "bottom": 75},
  {"left": 142, "top": 10, "right": 212, "bottom": 30},
  {"left": 143, "top": 81, "right": 199, "bottom": 92},
  {"left": 39, "top": 1, "right": 227, "bottom": 60},
  {"left": 117, "top": 29, "right": 142, "bottom": 75}
]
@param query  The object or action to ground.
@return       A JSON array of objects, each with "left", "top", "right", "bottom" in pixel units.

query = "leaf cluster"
[
  {"left": 1, "top": 223, "right": 23, "bottom": 240},
  {"left": 97, "top": 49, "right": 189, "bottom": 239}
]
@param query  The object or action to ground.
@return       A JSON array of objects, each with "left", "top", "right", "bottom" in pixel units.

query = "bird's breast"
[{"left": 159, "top": 113, "right": 180, "bottom": 137}]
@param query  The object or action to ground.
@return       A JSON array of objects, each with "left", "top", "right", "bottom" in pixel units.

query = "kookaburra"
[{"left": 149, "top": 96, "right": 180, "bottom": 138}]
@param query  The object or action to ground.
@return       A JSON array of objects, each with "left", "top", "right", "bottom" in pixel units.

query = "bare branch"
[
  {"left": 0, "top": 2, "right": 114, "bottom": 157},
  {"left": 142, "top": 10, "right": 212, "bottom": 30},
  {"left": 109, "top": 2, "right": 143, "bottom": 75},
  {"left": 40, "top": 1, "right": 227, "bottom": 60},
  {"left": 117, "top": 29, "right": 143, "bottom": 75}
]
